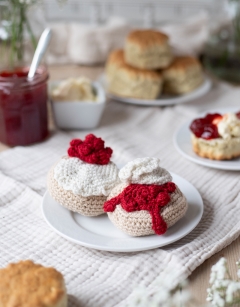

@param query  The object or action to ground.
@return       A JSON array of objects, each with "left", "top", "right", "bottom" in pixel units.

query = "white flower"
[
  {"left": 226, "top": 282, "right": 240, "bottom": 303},
  {"left": 207, "top": 257, "right": 240, "bottom": 307},
  {"left": 238, "top": 269, "right": 240, "bottom": 279},
  {"left": 209, "top": 258, "right": 227, "bottom": 284},
  {"left": 128, "top": 287, "right": 149, "bottom": 307}
]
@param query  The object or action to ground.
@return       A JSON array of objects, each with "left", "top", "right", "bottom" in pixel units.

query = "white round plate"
[
  {"left": 99, "top": 74, "right": 211, "bottom": 106},
  {"left": 174, "top": 107, "right": 240, "bottom": 171},
  {"left": 42, "top": 172, "right": 203, "bottom": 252}
]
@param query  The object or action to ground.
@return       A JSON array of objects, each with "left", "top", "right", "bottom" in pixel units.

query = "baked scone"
[
  {"left": 190, "top": 112, "right": 240, "bottom": 160},
  {"left": 162, "top": 56, "right": 203, "bottom": 95},
  {"left": 47, "top": 134, "right": 119, "bottom": 216},
  {"left": 106, "top": 49, "right": 162, "bottom": 100},
  {"left": 0, "top": 260, "right": 67, "bottom": 307},
  {"left": 104, "top": 157, "right": 188, "bottom": 237},
  {"left": 124, "top": 29, "right": 173, "bottom": 69}
]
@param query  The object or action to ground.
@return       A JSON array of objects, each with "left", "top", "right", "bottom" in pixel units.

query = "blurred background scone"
[
  {"left": 106, "top": 49, "right": 162, "bottom": 99},
  {"left": 125, "top": 29, "right": 173, "bottom": 69},
  {"left": 190, "top": 112, "right": 240, "bottom": 160},
  {"left": 162, "top": 56, "right": 203, "bottom": 95},
  {"left": 0, "top": 260, "right": 67, "bottom": 307}
]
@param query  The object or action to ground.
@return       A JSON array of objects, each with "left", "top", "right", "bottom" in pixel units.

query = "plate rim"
[
  {"left": 99, "top": 74, "right": 212, "bottom": 106},
  {"left": 41, "top": 172, "right": 204, "bottom": 252},
  {"left": 174, "top": 107, "right": 240, "bottom": 171}
]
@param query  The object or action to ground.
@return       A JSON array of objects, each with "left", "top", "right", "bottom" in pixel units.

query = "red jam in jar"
[
  {"left": 190, "top": 113, "right": 222, "bottom": 140},
  {"left": 0, "top": 66, "right": 49, "bottom": 146}
]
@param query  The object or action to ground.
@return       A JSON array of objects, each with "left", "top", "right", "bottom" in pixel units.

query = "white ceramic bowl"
[{"left": 51, "top": 81, "right": 106, "bottom": 129}]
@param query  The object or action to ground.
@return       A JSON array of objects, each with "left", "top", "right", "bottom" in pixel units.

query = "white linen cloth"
[{"left": 1, "top": 81, "right": 240, "bottom": 306}]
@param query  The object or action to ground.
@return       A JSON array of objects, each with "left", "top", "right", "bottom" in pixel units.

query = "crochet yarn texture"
[
  {"left": 104, "top": 182, "right": 176, "bottom": 235},
  {"left": 53, "top": 157, "right": 119, "bottom": 197},
  {"left": 106, "top": 182, "right": 188, "bottom": 236},
  {"left": 104, "top": 157, "right": 188, "bottom": 236},
  {"left": 47, "top": 134, "right": 119, "bottom": 216},
  {"left": 68, "top": 134, "right": 113, "bottom": 165},
  {"left": 48, "top": 165, "right": 106, "bottom": 216},
  {"left": 119, "top": 157, "right": 172, "bottom": 185}
]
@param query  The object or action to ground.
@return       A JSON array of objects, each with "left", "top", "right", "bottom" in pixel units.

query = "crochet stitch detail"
[
  {"left": 119, "top": 157, "right": 172, "bottom": 185},
  {"left": 54, "top": 157, "right": 119, "bottom": 197},
  {"left": 106, "top": 182, "right": 188, "bottom": 236},
  {"left": 104, "top": 182, "right": 176, "bottom": 235},
  {"left": 68, "top": 134, "right": 113, "bottom": 165},
  {"left": 48, "top": 165, "right": 106, "bottom": 216}
]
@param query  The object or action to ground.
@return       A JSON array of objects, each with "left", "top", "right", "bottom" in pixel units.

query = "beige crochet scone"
[
  {"left": 125, "top": 29, "right": 173, "bottom": 69},
  {"left": 106, "top": 183, "right": 188, "bottom": 237},
  {"left": 0, "top": 260, "right": 67, "bottom": 307},
  {"left": 191, "top": 134, "right": 240, "bottom": 160},
  {"left": 48, "top": 165, "right": 106, "bottom": 216}
]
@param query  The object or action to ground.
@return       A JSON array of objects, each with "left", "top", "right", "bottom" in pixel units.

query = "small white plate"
[
  {"left": 42, "top": 172, "right": 203, "bottom": 252},
  {"left": 99, "top": 74, "right": 211, "bottom": 107},
  {"left": 174, "top": 107, "right": 240, "bottom": 171}
]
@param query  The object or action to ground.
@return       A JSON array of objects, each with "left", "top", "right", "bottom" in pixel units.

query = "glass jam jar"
[{"left": 0, "top": 66, "right": 49, "bottom": 146}]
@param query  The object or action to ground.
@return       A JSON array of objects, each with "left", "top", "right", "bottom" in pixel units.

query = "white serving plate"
[
  {"left": 174, "top": 107, "right": 240, "bottom": 171},
  {"left": 50, "top": 81, "right": 106, "bottom": 130},
  {"left": 42, "top": 172, "right": 203, "bottom": 252},
  {"left": 99, "top": 74, "right": 211, "bottom": 107}
]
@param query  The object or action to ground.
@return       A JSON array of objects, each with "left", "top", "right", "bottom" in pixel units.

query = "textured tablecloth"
[{"left": 1, "top": 80, "right": 240, "bottom": 307}]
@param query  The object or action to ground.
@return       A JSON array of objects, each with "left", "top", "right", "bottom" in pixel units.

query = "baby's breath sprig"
[
  {"left": 127, "top": 267, "right": 201, "bottom": 307},
  {"left": 0, "top": 0, "right": 67, "bottom": 68},
  {"left": 207, "top": 257, "right": 240, "bottom": 307}
]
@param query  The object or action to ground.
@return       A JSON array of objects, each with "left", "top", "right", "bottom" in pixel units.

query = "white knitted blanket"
[{"left": 1, "top": 81, "right": 240, "bottom": 307}]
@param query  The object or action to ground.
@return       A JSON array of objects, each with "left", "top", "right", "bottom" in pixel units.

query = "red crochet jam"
[
  {"left": 68, "top": 134, "right": 113, "bottom": 165},
  {"left": 104, "top": 182, "right": 176, "bottom": 235}
]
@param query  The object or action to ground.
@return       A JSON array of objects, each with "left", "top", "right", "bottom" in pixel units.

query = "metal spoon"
[{"left": 28, "top": 28, "right": 52, "bottom": 79}]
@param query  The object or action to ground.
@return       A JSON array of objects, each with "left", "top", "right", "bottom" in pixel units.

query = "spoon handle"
[{"left": 28, "top": 28, "right": 52, "bottom": 79}]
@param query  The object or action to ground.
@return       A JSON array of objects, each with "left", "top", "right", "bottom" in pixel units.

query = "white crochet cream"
[
  {"left": 47, "top": 134, "right": 119, "bottom": 216},
  {"left": 54, "top": 158, "right": 118, "bottom": 197},
  {"left": 119, "top": 157, "right": 172, "bottom": 185}
]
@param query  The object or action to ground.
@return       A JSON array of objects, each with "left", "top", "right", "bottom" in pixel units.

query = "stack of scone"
[{"left": 106, "top": 29, "right": 203, "bottom": 100}]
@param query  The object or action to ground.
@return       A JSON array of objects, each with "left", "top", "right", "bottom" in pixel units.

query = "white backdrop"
[
  {"left": 43, "top": 0, "right": 228, "bottom": 27},
  {"left": 25, "top": 0, "right": 232, "bottom": 65}
]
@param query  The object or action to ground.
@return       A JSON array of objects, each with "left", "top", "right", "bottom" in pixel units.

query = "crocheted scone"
[
  {"left": 190, "top": 112, "right": 240, "bottom": 160},
  {"left": 0, "top": 260, "right": 67, "bottom": 307},
  {"left": 47, "top": 134, "right": 119, "bottom": 216},
  {"left": 104, "top": 157, "right": 188, "bottom": 237}
]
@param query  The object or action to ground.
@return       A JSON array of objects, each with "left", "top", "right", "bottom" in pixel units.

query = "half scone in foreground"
[
  {"left": 162, "top": 56, "right": 203, "bottom": 95},
  {"left": 104, "top": 157, "right": 188, "bottom": 237},
  {"left": 106, "top": 49, "right": 162, "bottom": 100},
  {"left": 47, "top": 134, "right": 119, "bottom": 216},
  {"left": 125, "top": 29, "right": 173, "bottom": 69},
  {"left": 0, "top": 260, "right": 67, "bottom": 307},
  {"left": 190, "top": 112, "right": 240, "bottom": 160}
]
